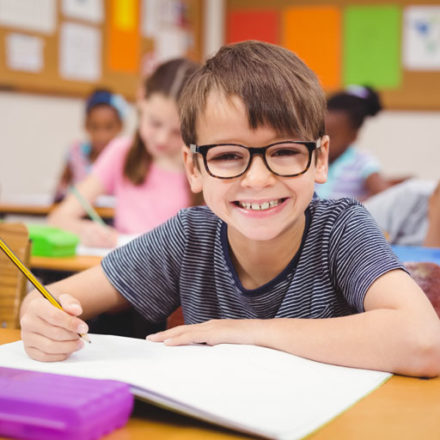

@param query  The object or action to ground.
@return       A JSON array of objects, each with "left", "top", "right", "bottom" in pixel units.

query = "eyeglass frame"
[{"left": 189, "top": 138, "right": 322, "bottom": 179}]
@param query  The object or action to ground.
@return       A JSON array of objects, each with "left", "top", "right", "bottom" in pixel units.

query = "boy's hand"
[
  {"left": 20, "top": 293, "right": 88, "bottom": 362},
  {"left": 79, "top": 222, "right": 118, "bottom": 248},
  {"left": 147, "top": 319, "right": 263, "bottom": 346}
]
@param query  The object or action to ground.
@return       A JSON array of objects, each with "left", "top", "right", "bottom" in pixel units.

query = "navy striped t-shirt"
[{"left": 101, "top": 198, "right": 404, "bottom": 324}]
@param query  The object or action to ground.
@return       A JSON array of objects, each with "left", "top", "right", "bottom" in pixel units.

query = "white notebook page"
[{"left": 0, "top": 334, "right": 391, "bottom": 440}]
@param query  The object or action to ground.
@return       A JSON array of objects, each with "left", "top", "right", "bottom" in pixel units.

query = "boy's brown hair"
[
  {"left": 180, "top": 41, "right": 326, "bottom": 147},
  {"left": 123, "top": 58, "right": 199, "bottom": 185}
]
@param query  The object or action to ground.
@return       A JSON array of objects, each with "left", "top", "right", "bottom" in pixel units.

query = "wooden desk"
[
  {"left": 2, "top": 329, "right": 440, "bottom": 439},
  {"left": 30, "top": 254, "right": 102, "bottom": 272},
  {"left": 0, "top": 203, "right": 114, "bottom": 219}
]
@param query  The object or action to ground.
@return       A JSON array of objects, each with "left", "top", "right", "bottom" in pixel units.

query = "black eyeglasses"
[{"left": 190, "top": 139, "right": 321, "bottom": 179}]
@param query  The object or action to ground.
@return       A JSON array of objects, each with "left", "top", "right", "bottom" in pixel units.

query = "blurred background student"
[
  {"left": 54, "top": 89, "right": 127, "bottom": 202},
  {"left": 316, "top": 86, "right": 390, "bottom": 201},
  {"left": 48, "top": 58, "right": 201, "bottom": 248},
  {"left": 364, "top": 179, "right": 440, "bottom": 247}
]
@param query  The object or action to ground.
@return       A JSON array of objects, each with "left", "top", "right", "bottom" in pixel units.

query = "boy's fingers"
[
  {"left": 21, "top": 316, "right": 78, "bottom": 342},
  {"left": 147, "top": 325, "right": 188, "bottom": 342},
  {"left": 35, "top": 302, "right": 88, "bottom": 335},
  {"left": 25, "top": 332, "right": 84, "bottom": 355},
  {"left": 57, "top": 293, "right": 83, "bottom": 315},
  {"left": 24, "top": 335, "right": 84, "bottom": 362},
  {"left": 24, "top": 347, "right": 70, "bottom": 362}
]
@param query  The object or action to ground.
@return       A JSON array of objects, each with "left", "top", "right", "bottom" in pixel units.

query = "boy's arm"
[
  {"left": 20, "top": 265, "right": 129, "bottom": 361},
  {"left": 149, "top": 269, "right": 440, "bottom": 377}
]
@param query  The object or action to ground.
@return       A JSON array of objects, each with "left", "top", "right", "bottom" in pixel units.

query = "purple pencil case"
[{"left": 0, "top": 367, "right": 134, "bottom": 440}]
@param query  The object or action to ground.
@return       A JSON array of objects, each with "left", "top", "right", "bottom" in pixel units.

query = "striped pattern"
[{"left": 102, "top": 199, "right": 404, "bottom": 325}]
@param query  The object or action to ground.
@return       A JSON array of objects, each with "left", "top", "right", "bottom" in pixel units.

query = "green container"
[{"left": 27, "top": 225, "right": 79, "bottom": 257}]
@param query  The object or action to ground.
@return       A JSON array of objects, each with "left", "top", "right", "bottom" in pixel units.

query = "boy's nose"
[{"left": 241, "top": 155, "right": 275, "bottom": 188}]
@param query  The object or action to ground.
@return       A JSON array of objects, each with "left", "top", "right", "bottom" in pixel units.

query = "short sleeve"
[
  {"left": 328, "top": 204, "right": 405, "bottom": 312},
  {"left": 101, "top": 212, "right": 187, "bottom": 323},
  {"left": 92, "top": 137, "right": 130, "bottom": 194}
]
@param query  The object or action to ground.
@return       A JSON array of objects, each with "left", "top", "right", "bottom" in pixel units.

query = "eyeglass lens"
[{"left": 205, "top": 143, "right": 311, "bottom": 178}]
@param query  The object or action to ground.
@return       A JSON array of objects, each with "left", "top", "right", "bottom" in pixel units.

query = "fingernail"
[
  {"left": 78, "top": 323, "right": 88, "bottom": 334},
  {"left": 76, "top": 340, "right": 84, "bottom": 351}
]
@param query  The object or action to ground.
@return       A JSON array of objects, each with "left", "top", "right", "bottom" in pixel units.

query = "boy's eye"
[
  {"left": 209, "top": 152, "right": 243, "bottom": 162},
  {"left": 271, "top": 148, "right": 299, "bottom": 157},
  {"left": 207, "top": 146, "right": 246, "bottom": 162},
  {"left": 269, "top": 145, "right": 306, "bottom": 158}
]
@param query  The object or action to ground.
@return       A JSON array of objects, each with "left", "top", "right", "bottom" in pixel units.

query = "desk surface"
[
  {"left": 0, "top": 203, "right": 114, "bottom": 219},
  {"left": 2, "top": 329, "right": 440, "bottom": 439}
]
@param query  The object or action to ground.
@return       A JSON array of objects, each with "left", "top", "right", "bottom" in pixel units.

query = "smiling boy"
[{"left": 20, "top": 41, "right": 440, "bottom": 377}]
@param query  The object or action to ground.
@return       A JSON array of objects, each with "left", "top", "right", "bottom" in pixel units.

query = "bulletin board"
[
  {"left": 226, "top": 0, "right": 440, "bottom": 110},
  {"left": 0, "top": 0, "right": 203, "bottom": 101}
]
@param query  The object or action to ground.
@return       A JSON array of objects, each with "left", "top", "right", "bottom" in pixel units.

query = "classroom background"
[{"left": 0, "top": 0, "right": 439, "bottom": 201}]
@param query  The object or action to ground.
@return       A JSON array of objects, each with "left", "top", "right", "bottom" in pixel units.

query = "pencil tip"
[{"left": 81, "top": 334, "right": 91, "bottom": 344}]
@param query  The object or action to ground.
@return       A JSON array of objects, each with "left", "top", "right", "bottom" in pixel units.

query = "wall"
[
  {"left": 0, "top": 91, "right": 137, "bottom": 201},
  {"left": 356, "top": 111, "right": 440, "bottom": 181}
]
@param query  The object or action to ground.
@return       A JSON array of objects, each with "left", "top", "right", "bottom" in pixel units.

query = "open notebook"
[
  {"left": 76, "top": 234, "right": 139, "bottom": 257},
  {"left": 0, "top": 335, "right": 391, "bottom": 440}
]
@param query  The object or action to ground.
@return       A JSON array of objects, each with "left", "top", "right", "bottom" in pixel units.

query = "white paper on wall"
[
  {"left": 155, "top": 26, "right": 189, "bottom": 62},
  {"left": 141, "top": 0, "right": 184, "bottom": 38},
  {"left": 141, "top": 0, "right": 161, "bottom": 37},
  {"left": 403, "top": 6, "right": 440, "bottom": 70},
  {"left": 0, "top": 0, "right": 56, "bottom": 34},
  {"left": 6, "top": 33, "right": 44, "bottom": 73},
  {"left": 62, "top": 0, "right": 103, "bottom": 23},
  {"left": 59, "top": 22, "right": 101, "bottom": 81}
]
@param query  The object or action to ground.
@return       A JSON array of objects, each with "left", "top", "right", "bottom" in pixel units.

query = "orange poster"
[
  {"left": 108, "top": 0, "right": 139, "bottom": 73},
  {"left": 282, "top": 6, "right": 341, "bottom": 90}
]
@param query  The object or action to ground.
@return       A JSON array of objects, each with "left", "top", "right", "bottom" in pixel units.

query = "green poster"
[{"left": 344, "top": 5, "right": 401, "bottom": 88}]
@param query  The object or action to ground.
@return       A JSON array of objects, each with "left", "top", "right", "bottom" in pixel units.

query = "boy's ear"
[
  {"left": 182, "top": 145, "right": 203, "bottom": 193},
  {"left": 314, "top": 135, "right": 329, "bottom": 184}
]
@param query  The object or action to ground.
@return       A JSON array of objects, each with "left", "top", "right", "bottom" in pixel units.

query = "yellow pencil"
[{"left": 0, "top": 237, "right": 90, "bottom": 343}]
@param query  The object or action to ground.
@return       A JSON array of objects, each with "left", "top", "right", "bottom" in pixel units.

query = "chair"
[{"left": 0, "top": 223, "right": 30, "bottom": 329}]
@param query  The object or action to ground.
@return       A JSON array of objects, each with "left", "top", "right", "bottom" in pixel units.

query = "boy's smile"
[{"left": 184, "top": 92, "right": 329, "bottom": 247}]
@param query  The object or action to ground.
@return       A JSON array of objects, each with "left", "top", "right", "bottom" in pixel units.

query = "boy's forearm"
[{"left": 256, "top": 311, "right": 440, "bottom": 377}]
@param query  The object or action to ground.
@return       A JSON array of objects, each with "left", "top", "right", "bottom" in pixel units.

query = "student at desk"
[
  {"left": 20, "top": 41, "right": 440, "bottom": 377},
  {"left": 54, "top": 89, "right": 127, "bottom": 202},
  {"left": 48, "top": 58, "right": 201, "bottom": 248},
  {"left": 364, "top": 179, "right": 440, "bottom": 247},
  {"left": 315, "top": 86, "right": 390, "bottom": 201}
]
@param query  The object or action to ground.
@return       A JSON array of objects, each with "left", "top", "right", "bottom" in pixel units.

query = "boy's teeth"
[{"left": 239, "top": 199, "right": 281, "bottom": 210}]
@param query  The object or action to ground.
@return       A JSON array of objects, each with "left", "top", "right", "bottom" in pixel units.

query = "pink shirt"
[{"left": 92, "top": 137, "right": 190, "bottom": 234}]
